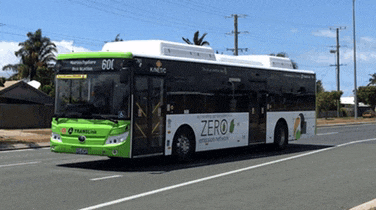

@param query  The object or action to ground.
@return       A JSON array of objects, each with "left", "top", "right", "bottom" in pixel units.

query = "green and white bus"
[{"left": 51, "top": 40, "right": 316, "bottom": 160}]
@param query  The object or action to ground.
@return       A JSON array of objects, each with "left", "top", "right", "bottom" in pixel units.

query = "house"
[
  {"left": 0, "top": 80, "right": 54, "bottom": 128},
  {"left": 341, "top": 96, "right": 371, "bottom": 117}
]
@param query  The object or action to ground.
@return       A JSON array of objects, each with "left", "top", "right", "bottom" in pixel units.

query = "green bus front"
[{"left": 50, "top": 52, "right": 133, "bottom": 158}]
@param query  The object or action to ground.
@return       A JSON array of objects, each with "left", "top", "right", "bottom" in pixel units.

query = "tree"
[
  {"left": 182, "top": 31, "right": 210, "bottom": 46},
  {"left": 15, "top": 29, "right": 57, "bottom": 81},
  {"left": 269, "top": 52, "right": 298, "bottom": 69},
  {"left": 368, "top": 73, "right": 376, "bottom": 86},
  {"left": 2, "top": 64, "right": 22, "bottom": 79},
  {"left": 316, "top": 80, "right": 325, "bottom": 93},
  {"left": 357, "top": 86, "right": 376, "bottom": 110},
  {"left": 2, "top": 29, "right": 57, "bottom": 95},
  {"left": 114, "top": 34, "right": 123, "bottom": 42},
  {"left": 104, "top": 34, "right": 124, "bottom": 43},
  {"left": 316, "top": 91, "right": 343, "bottom": 118},
  {"left": 0, "top": 77, "right": 6, "bottom": 87}
]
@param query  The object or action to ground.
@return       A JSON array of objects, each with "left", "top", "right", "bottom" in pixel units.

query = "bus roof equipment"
[{"left": 102, "top": 40, "right": 296, "bottom": 70}]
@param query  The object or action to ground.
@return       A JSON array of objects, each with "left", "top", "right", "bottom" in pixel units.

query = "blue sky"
[{"left": 0, "top": 0, "right": 375, "bottom": 96}]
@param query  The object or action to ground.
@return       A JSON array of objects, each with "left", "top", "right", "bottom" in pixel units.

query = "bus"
[{"left": 51, "top": 40, "right": 316, "bottom": 160}]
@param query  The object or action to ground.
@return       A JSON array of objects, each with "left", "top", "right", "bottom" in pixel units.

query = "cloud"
[
  {"left": 299, "top": 34, "right": 376, "bottom": 96},
  {"left": 54, "top": 40, "right": 92, "bottom": 53},
  {"left": 312, "top": 29, "right": 336, "bottom": 38},
  {"left": 0, "top": 40, "right": 91, "bottom": 78},
  {"left": 0, "top": 41, "right": 21, "bottom": 78},
  {"left": 290, "top": 28, "right": 299, "bottom": 33}
]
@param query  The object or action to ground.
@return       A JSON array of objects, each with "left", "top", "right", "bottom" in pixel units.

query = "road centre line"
[
  {"left": 79, "top": 138, "right": 376, "bottom": 210},
  {"left": 317, "top": 132, "right": 339, "bottom": 136},
  {"left": 90, "top": 175, "right": 123, "bottom": 181},
  {"left": 0, "top": 161, "right": 39, "bottom": 168}
]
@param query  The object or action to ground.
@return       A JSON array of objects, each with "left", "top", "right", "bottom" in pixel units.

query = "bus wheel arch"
[
  {"left": 273, "top": 119, "right": 288, "bottom": 150},
  {"left": 172, "top": 125, "right": 196, "bottom": 161}
]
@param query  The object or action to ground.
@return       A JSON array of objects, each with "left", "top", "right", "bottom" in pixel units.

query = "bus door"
[
  {"left": 132, "top": 76, "right": 165, "bottom": 157},
  {"left": 249, "top": 81, "right": 267, "bottom": 143}
]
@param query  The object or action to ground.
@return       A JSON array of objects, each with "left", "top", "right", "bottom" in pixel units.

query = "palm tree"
[
  {"left": 114, "top": 34, "right": 123, "bottom": 42},
  {"left": 14, "top": 29, "right": 57, "bottom": 81},
  {"left": 2, "top": 64, "right": 23, "bottom": 79},
  {"left": 368, "top": 73, "right": 376, "bottom": 86},
  {"left": 182, "top": 31, "right": 210, "bottom": 46}
]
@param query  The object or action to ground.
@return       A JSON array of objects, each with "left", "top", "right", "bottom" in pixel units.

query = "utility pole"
[
  {"left": 353, "top": 0, "right": 358, "bottom": 119},
  {"left": 225, "top": 14, "right": 248, "bottom": 56},
  {"left": 330, "top": 26, "right": 346, "bottom": 118}
]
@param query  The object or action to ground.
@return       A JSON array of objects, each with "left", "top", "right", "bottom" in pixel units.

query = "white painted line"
[
  {"left": 349, "top": 198, "right": 376, "bottom": 210},
  {"left": 0, "top": 147, "right": 50, "bottom": 154},
  {"left": 79, "top": 138, "right": 376, "bottom": 210},
  {"left": 90, "top": 175, "right": 123, "bottom": 181},
  {"left": 317, "top": 132, "right": 339, "bottom": 136},
  {"left": 0, "top": 161, "right": 39, "bottom": 168},
  {"left": 318, "top": 124, "right": 375, "bottom": 129}
]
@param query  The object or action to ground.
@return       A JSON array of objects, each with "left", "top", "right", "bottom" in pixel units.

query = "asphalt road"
[{"left": 1, "top": 124, "right": 376, "bottom": 210}]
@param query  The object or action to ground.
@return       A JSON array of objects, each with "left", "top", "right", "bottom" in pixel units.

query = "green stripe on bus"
[{"left": 57, "top": 52, "right": 133, "bottom": 60}]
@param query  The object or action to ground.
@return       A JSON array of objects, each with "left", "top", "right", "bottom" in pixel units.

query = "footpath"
[
  {"left": 0, "top": 117, "right": 375, "bottom": 151},
  {"left": 0, "top": 128, "right": 50, "bottom": 151}
]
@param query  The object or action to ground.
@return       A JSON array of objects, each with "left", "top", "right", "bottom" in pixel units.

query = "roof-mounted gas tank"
[{"left": 102, "top": 40, "right": 216, "bottom": 61}]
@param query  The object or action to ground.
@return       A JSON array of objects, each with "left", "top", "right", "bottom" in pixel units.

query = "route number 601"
[{"left": 102, "top": 59, "right": 115, "bottom": 70}]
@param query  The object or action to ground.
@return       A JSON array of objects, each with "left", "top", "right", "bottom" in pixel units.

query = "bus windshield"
[{"left": 55, "top": 72, "right": 130, "bottom": 120}]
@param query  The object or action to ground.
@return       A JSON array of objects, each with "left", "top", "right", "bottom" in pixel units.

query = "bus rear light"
[{"left": 112, "top": 150, "right": 118, "bottom": 155}]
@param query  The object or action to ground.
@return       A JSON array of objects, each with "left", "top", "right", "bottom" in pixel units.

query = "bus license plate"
[{"left": 76, "top": 148, "right": 88, "bottom": 154}]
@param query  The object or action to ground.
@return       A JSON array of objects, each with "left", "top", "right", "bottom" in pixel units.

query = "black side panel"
[{"left": 132, "top": 76, "right": 164, "bottom": 157}]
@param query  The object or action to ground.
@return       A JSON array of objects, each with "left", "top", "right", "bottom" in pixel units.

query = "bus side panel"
[
  {"left": 165, "top": 113, "right": 249, "bottom": 155},
  {"left": 266, "top": 111, "right": 316, "bottom": 143}
]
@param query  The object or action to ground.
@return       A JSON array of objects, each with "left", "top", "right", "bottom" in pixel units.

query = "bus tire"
[
  {"left": 173, "top": 126, "right": 195, "bottom": 161},
  {"left": 273, "top": 122, "right": 288, "bottom": 150}
]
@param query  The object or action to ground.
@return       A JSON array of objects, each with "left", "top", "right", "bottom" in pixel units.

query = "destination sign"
[{"left": 57, "top": 58, "right": 123, "bottom": 72}]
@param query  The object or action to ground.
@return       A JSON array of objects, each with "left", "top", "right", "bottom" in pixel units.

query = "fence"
[
  {"left": 317, "top": 107, "right": 371, "bottom": 118},
  {"left": 0, "top": 104, "right": 54, "bottom": 129}
]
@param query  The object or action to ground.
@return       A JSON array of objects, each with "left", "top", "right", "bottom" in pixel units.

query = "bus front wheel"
[
  {"left": 173, "top": 127, "right": 195, "bottom": 161},
  {"left": 274, "top": 122, "right": 288, "bottom": 150}
]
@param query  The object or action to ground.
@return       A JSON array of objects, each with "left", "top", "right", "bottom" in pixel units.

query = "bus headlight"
[
  {"left": 51, "top": 133, "right": 62, "bottom": 142},
  {"left": 105, "top": 132, "right": 129, "bottom": 145}
]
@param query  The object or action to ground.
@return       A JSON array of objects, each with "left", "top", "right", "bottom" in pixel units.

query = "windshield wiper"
[
  {"left": 91, "top": 114, "right": 118, "bottom": 124},
  {"left": 54, "top": 112, "right": 118, "bottom": 124},
  {"left": 54, "top": 113, "right": 65, "bottom": 121},
  {"left": 54, "top": 112, "right": 82, "bottom": 121}
]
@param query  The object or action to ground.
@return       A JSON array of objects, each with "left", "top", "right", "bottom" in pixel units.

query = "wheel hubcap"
[
  {"left": 279, "top": 129, "right": 286, "bottom": 145},
  {"left": 177, "top": 135, "right": 190, "bottom": 154}
]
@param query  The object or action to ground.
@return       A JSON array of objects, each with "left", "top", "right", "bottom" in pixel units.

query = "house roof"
[
  {"left": 0, "top": 80, "right": 53, "bottom": 105},
  {"left": 341, "top": 96, "right": 369, "bottom": 107}
]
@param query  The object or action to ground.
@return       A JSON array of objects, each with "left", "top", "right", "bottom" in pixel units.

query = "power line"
[
  {"left": 225, "top": 14, "right": 249, "bottom": 56},
  {"left": 73, "top": 0, "right": 227, "bottom": 33}
]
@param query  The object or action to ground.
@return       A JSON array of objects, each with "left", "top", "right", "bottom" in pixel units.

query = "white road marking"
[
  {"left": 0, "top": 161, "right": 39, "bottom": 168},
  {"left": 90, "top": 175, "right": 123, "bottom": 181},
  {"left": 349, "top": 198, "right": 376, "bottom": 210},
  {"left": 79, "top": 138, "right": 376, "bottom": 210},
  {"left": 0, "top": 147, "right": 50, "bottom": 154},
  {"left": 317, "top": 132, "right": 339, "bottom": 136},
  {"left": 318, "top": 123, "right": 375, "bottom": 129}
]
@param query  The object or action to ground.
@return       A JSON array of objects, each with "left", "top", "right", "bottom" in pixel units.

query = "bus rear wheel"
[
  {"left": 173, "top": 127, "right": 195, "bottom": 161},
  {"left": 274, "top": 123, "right": 288, "bottom": 150}
]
